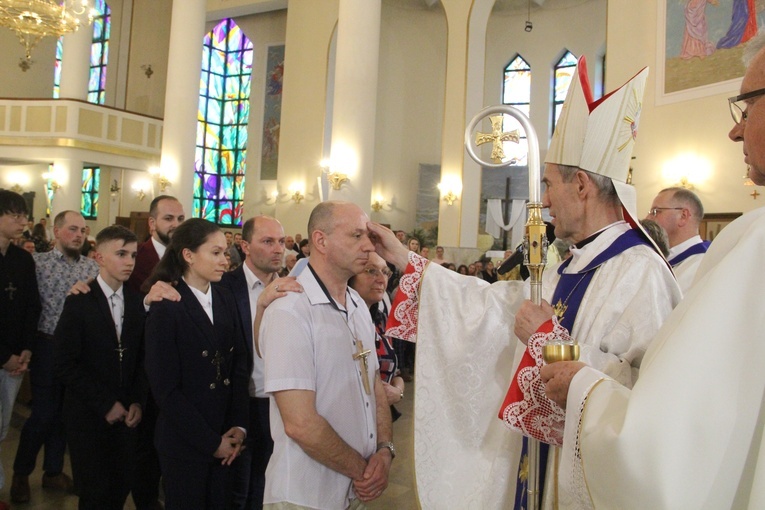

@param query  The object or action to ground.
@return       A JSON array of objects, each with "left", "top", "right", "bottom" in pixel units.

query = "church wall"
[
  {"left": 607, "top": 0, "right": 758, "bottom": 218},
  {"left": 373, "top": 2, "right": 447, "bottom": 232},
  {"left": 124, "top": 0, "right": 173, "bottom": 118}
]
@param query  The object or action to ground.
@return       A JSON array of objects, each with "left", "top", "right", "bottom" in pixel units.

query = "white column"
[
  {"left": 59, "top": 22, "right": 92, "bottom": 100},
  {"left": 159, "top": 0, "right": 206, "bottom": 217},
  {"left": 327, "top": 0, "right": 382, "bottom": 210},
  {"left": 50, "top": 159, "right": 84, "bottom": 219}
]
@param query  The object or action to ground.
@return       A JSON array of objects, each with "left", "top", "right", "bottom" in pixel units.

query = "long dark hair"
[{"left": 142, "top": 218, "right": 220, "bottom": 292}]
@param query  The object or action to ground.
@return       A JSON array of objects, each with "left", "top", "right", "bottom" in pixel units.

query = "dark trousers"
[
  {"left": 130, "top": 393, "right": 162, "bottom": 508},
  {"left": 13, "top": 333, "right": 66, "bottom": 476},
  {"left": 228, "top": 397, "right": 273, "bottom": 510},
  {"left": 64, "top": 406, "right": 138, "bottom": 510},
  {"left": 160, "top": 454, "right": 228, "bottom": 510}
]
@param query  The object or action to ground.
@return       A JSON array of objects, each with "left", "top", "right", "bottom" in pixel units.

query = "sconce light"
[
  {"left": 677, "top": 177, "right": 695, "bottom": 190},
  {"left": 320, "top": 157, "right": 350, "bottom": 190},
  {"left": 141, "top": 64, "right": 154, "bottom": 78},
  {"left": 291, "top": 190, "right": 305, "bottom": 204},
  {"left": 266, "top": 190, "right": 279, "bottom": 205},
  {"left": 42, "top": 172, "right": 61, "bottom": 193},
  {"left": 149, "top": 167, "right": 170, "bottom": 192},
  {"left": 132, "top": 181, "right": 149, "bottom": 201},
  {"left": 371, "top": 196, "right": 385, "bottom": 212},
  {"left": 10, "top": 184, "right": 23, "bottom": 194},
  {"left": 437, "top": 179, "right": 462, "bottom": 206},
  {"left": 109, "top": 179, "right": 121, "bottom": 197}
]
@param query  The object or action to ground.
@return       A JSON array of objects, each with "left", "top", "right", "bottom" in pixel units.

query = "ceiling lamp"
[{"left": 0, "top": 0, "right": 95, "bottom": 62}]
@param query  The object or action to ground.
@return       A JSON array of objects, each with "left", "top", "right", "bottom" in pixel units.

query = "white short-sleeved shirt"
[{"left": 260, "top": 265, "right": 379, "bottom": 510}]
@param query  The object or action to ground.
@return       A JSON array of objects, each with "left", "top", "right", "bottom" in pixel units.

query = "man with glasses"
[
  {"left": 646, "top": 187, "right": 709, "bottom": 293},
  {"left": 537, "top": 32, "right": 765, "bottom": 508}
]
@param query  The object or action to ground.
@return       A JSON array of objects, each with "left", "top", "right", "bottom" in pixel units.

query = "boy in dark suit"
[{"left": 54, "top": 225, "right": 148, "bottom": 510}]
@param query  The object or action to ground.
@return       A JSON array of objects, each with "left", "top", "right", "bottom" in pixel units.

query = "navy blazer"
[
  {"left": 54, "top": 279, "right": 148, "bottom": 422},
  {"left": 145, "top": 279, "right": 249, "bottom": 462},
  {"left": 217, "top": 265, "right": 254, "bottom": 373}
]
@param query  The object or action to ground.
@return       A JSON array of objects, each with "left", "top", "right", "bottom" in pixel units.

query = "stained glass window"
[
  {"left": 501, "top": 54, "right": 531, "bottom": 166},
  {"left": 53, "top": 0, "right": 110, "bottom": 104},
  {"left": 553, "top": 50, "right": 578, "bottom": 131},
  {"left": 88, "top": 0, "right": 111, "bottom": 104},
  {"left": 81, "top": 167, "right": 100, "bottom": 220},
  {"left": 53, "top": 37, "right": 63, "bottom": 98},
  {"left": 194, "top": 19, "right": 253, "bottom": 226}
]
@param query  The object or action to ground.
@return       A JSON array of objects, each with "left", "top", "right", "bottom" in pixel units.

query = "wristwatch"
[{"left": 376, "top": 441, "right": 396, "bottom": 459}]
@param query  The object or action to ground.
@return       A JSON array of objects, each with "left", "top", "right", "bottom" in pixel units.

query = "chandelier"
[{"left": 0, "top": 0, "right": 94, "bottom": 62}]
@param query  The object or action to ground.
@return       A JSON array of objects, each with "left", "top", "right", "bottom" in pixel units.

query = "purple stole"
[{"left": 668, "top": 240, "right": 710, "bottom": 267}]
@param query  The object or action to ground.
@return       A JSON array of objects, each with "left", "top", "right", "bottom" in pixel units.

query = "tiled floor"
[{"left": 0, "top": 384, "right": 419, "bottom": 509}]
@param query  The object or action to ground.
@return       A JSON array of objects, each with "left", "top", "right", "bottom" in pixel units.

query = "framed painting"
[
  {"left": 699, "top": 212, "right": 742, "bottom": 240},
  {"left": 656, "top": 0, "right": 764, "bottom": 105}
]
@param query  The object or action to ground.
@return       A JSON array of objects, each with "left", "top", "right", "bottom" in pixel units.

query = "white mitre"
[{"left": 545, "top": 56, "right": 648, "bottom": 227}]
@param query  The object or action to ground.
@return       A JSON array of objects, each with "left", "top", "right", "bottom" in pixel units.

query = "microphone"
[{"left": 496, "top": 223, "right": 556, "bottom": 276}]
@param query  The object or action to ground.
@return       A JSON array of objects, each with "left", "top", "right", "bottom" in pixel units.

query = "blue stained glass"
[
  {"left": 105, "top": 15, "right": 111, "bottom": 39},
  {"left": 223, "top": 101, "right": 237, "bottom": 125},
  {"left": 82, "top": 1, "right": 110, "bottom": 105},
  {"left": 211, "top": 50, "right": 225, "bottom": 74},
  {"left": 225, "top": 77, "right": 241, "bottom": 99},
  {"left": 53, "top": 37, "right": 64, "bottom": 98},
  {"left": 80, "top": 167, "right": 99, "bottom": 219},
  {"left": 227, "top": 52, "right": 241, "bottom": 75},
  {"left": 553, "top": 50, "right": 578, "bottom": 131},
  {"left": 207, "top": 98, "right": 223, "bottom": 125},
  {"left": 220, "top": 150, "right": 235, "bottom": 173},
  {"left": 234, "top": 175, "right": 245, "bottom": 197},
  {"left": 218, "top": 201, "right": 234, "bottom": 224},
  {"left": 238, "top": 128, "right": 248, "bottom": 148},
  {"left": 193, "top": 198, "right": 201, "bottom": 218},
  {"left": 193, "top": 174, "right": 203, "bottom": 195},
  {"left": 205, "top": 128, "right": 220, "bottom": 150},
  {"left": 202, "top": 200, "right": 217, "bottom": 222},
  {"left": 205, "top": 149, "right": 220, "bottom": 172},
  {"left": 242, "top": 48, "right": 253, "bottom": 70},
  {"left": 203, "top": 174, "right": 219, "bottom": 199},
  {"left": 209, "top": 74, "right": 223, "bottom": 99}
]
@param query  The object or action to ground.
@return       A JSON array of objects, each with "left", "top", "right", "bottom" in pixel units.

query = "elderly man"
[
  {"left": 260, "top": 201, "right": 393, "bottom": 510},
  {"left": 540, "top": 31, "right": 765, "bottom": 510},
  {"left": 219, "top": 216, "right": 302, "bottom": 509},
  {"left": 369, "top": 56, "right": 680, "bottom": 509},
  {"left": 12, "top": 211, "right": 99, "bottom": 504},
  {"left": 646, "top": 187, "right": 709, "bottom": 293}
]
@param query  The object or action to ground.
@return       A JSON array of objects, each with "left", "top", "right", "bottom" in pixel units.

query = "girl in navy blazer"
[{"left": 144, "top": 219, "right": 249, "bottom": 510}]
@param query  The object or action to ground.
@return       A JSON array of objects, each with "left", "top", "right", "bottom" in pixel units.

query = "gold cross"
[
  {"left": 4, "top": 282, "right": 17, "bottom": 301},
  {"left": 353, "top": 341, "right": 372, "bottom": 395},
  {"left": 751, "top": 189, "right": 760, "bottom": 200},
  {"left": 475, "top": 115, "right": 520, "bottom": 163},
  {"left": 552, "top": 299, "right": 567, "bottom": 320},
  {"left": 211, "top": 350, "right": 224, "bottom": 381}
]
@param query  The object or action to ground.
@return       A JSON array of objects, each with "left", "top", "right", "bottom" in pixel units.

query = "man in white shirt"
[
  {"left": 260, "top": 201, "right": 393, "bottom": 510},
  {"left": 646, "top": 187, "right": 709, "bottom": 293}
]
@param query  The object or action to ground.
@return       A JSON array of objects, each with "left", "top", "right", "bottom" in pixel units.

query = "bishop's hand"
[
  {"left": 367, "top": 222, "right": 409, "bottom": 271},
  {"left": 540, "top": 361, "right": 585, "bottom": 409},
  {"left": 514, "top": 299, "right": 554, "bottom": 345}
]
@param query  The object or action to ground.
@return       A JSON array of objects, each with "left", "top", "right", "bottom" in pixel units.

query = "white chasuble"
[
  {"left": 391, "top": 222, "right": 681, "bottom": 509},
  {"left": 563, "top": 207, "right": 765, "bottom": 509}
]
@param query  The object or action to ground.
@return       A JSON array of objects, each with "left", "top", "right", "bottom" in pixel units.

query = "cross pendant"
[
  {"left": 353, "top": 341, "right": 372, "bottom": 395},
  {"left": 115, "top": 345, "right": 127, "bottom": 381},
  {"left": 4, "top": 282, "right": 17, "bottom": 301},
  {"left": 475, "top": 115, "right": 520, "bottom": 163},
  {"left": 211, "top": 350, "right": 224, "bottom": 381}
]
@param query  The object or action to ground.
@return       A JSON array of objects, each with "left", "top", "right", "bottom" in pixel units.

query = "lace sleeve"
[{"left": 385, "top": 252, "right": 428, "bottom": 342}]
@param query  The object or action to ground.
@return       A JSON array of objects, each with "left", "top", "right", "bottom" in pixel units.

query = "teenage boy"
[{"left": 54, "top": 225, "right": 148, "bottom": 510}]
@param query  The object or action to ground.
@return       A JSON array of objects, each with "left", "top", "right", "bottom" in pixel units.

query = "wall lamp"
[{"left": 149, "top": 167, "right": 171, "bottom": 192}]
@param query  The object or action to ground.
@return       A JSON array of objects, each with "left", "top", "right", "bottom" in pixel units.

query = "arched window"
[
  {"left": 88, "top": 0, "right": 111, "bottom": 104},
  {"left": 552, "top": 50, "right": 578, "bottom": 131},
  {"left": 194, "top": 19, "right": 253, "bottom": 226},
  {"left": 501, "top": 54, "right": 530, "bottom": 165},
  {"left": 53, "top": 0, "right": 111, "bottom": 104},
  {"left": 81, "top": 167, "right": 100, "bottom": 220}
]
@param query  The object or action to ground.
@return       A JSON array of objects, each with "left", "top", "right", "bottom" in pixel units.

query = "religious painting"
[
  {"left": 657, "top": 0, "right": 765, "bottom": 104},
  {"left": 260, "top": 44, "right": 285, "bottom": 180}
]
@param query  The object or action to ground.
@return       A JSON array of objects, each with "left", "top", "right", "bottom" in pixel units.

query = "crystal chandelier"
[{"left": 0, "top": 0, "right": 94, "bottom": 62}]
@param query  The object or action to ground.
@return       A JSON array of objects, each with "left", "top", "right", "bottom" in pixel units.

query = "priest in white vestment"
[
  {"left": 646, "top": 187, "right": 710, "bottom": 294},
  {"left": 540, "top": 33, "right": 765, "bottom": 510},
  {"left": 369, "top": 58, "right": 681, "bottom": 509}
]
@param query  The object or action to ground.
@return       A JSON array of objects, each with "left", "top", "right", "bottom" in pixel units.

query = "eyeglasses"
[
  {"left": 728, "top": 87, "right": 765, "bottom": 124},
  {"left": 648, "top": 207, "right": 684, "bottom": 217},
  {"left": 362, "top": 268, "right": 392, "bottom": 279}
]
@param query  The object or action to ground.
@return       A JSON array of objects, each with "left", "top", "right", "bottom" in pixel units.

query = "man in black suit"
[
  {"left": 54, "top": 225, "right": 148, "bottom": 510},
  {"left": 219, "top": 216, "right": 301, "bottom": 509}
]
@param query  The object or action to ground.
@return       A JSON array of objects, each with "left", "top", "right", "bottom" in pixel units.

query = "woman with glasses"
[{"left": 348, "top": 253, "right": 405, "bottom": 421}]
